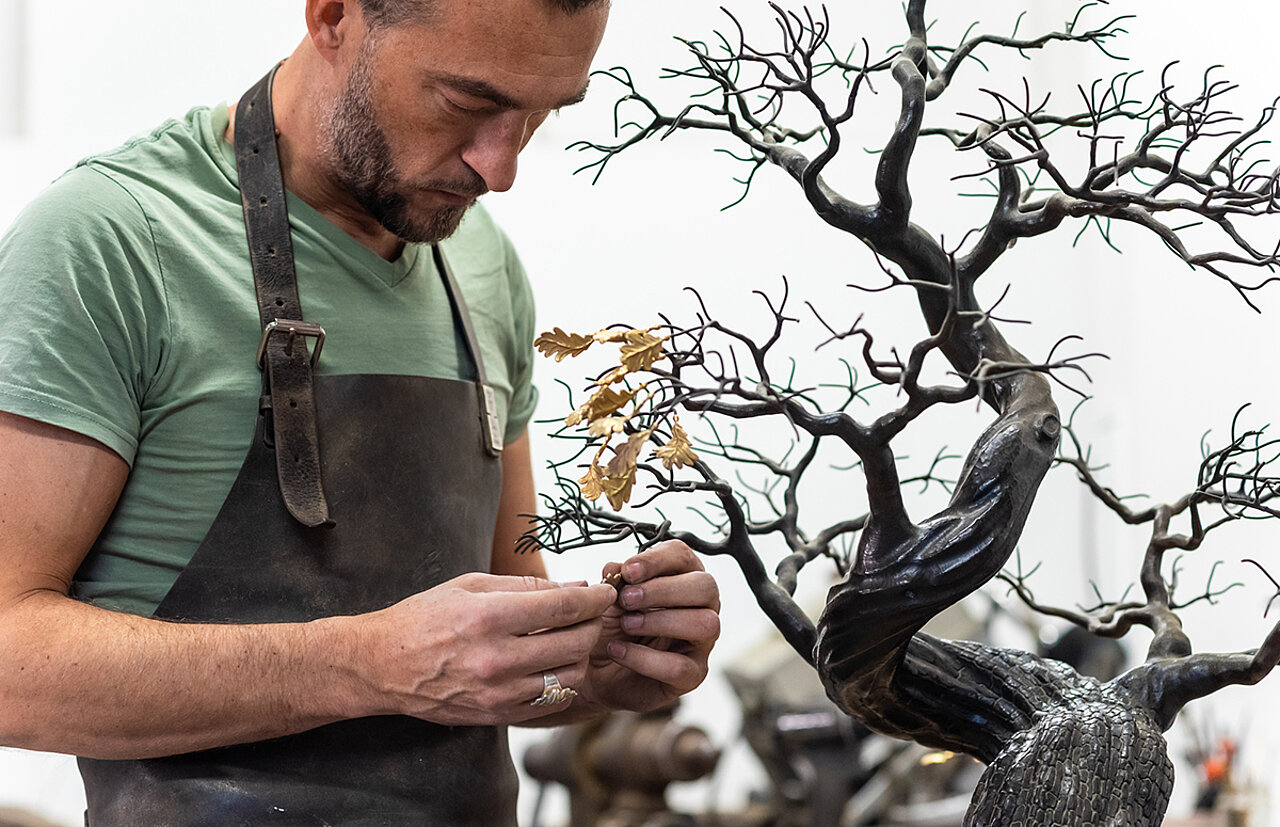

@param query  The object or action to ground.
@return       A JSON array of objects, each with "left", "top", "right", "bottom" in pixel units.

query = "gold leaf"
[
  {"left": 606, "top": 430, "right": 652, "bottom": 479},
  {"left": 589, "top": 416, "right": 628, "bottom": 438},
  {"left": 593, "top": 329, "right": 632, "bottom": 344},
  {"left": 565, "top": 402, "right": 589, "bottom": 427},
  {"left": 603, "top": 470, "right": 637, "bottom": 511},
  {"left": 596, "top": 365, "right": 632, "bottom": 387},
  {"left": 585, "top": 386, "right": 634, "bottom": 421},
  {"left": 600, "top": 429, "right": 653, "bottom": 509},
  {"left": 535, "top": 328, "right": 594, "bottom": 361},
  {"left": 654, "top": 416, "right": 699, "bottom": 470},
  {"left": 567, "top": 387, "right": 633, "bottom": 429},
  {"left": 619, "top": 330, "right": 666, "bottom": 372},
  {"left": 578, "top": 463, "right": 606, "bottom": 501}
]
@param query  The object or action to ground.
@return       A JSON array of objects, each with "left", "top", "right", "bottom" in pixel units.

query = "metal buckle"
[{"left": 257, "top": 319, "right": 326, "bottom": 369}]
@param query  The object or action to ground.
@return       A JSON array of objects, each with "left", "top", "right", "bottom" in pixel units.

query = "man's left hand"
[{"left": 580, "top": 540, "right": 720, "bottom": 713}]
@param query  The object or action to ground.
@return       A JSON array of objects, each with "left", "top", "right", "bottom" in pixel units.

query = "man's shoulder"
[
  {"left": 2, "top": 161, "right": 157, "bottom": 268},
  {"left": 1, "top": 105, "right": 242, "bottom": 301},
  {"left": 5, "top": 105, "right": 239, "bottom": 260},
  {"left": 79, "top": 105, "right": 225, "bottom": 176},
  {"left": 63, "top": 105, "right": 236, "bottom": 220}
]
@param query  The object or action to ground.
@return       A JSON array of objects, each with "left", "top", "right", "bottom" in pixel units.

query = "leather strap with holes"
[{"left": 236, "top": 65, "right": 331, "bottom": 528}]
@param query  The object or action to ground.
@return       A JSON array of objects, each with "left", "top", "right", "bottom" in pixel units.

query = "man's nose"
[{"left": 461, "top": 113, "right": 531, "bottom": 194}]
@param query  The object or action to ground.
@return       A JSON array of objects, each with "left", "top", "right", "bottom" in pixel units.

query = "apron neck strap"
[
  {"left": 432, "top": 246, "right": 504, "bottom": 456},
  {"left": 236, "top": 63, "right": 330, "bottom": 527}
]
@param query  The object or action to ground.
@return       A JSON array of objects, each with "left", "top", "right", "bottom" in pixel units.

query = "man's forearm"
[
  {"left": 0, "top": 590, "right": 369, "bottom": 759},
  {"left": 0, "top": 573, "right": 620, "bottom": 759}
]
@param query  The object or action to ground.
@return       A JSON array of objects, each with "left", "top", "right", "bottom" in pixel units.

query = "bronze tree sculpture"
[{"left": 528, "top": 3, "right": 1280, "bottom": 823}]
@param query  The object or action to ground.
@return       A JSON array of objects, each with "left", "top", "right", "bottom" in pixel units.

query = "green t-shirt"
[{"left": 0, "top": 104, "right": 538, "bottom": 616}]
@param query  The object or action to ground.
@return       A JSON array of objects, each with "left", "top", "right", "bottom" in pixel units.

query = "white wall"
[{"left": 2, "top": 2, "right": 1278, "bottom": 825}]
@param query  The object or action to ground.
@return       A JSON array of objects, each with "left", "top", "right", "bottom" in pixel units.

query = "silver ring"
[{"left": 530, "top": 671, "right": 578, "bottom": 707}]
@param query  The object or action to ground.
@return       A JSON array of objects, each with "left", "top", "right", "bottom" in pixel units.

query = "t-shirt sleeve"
[
  {"left": 0, "top": 166, "right": 169, "bottom": 465},
  {"left": 500, "top": 233, "right": 539, "bottom": 445}
]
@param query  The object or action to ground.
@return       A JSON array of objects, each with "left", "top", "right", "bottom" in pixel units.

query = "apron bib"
[{"left": 77, "top": 67, "right": 517, "bottom": 826}]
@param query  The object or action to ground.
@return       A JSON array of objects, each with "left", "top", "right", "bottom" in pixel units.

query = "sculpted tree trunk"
[{"left": 531, "top": 3, "right": 1280, "bottom": 823}]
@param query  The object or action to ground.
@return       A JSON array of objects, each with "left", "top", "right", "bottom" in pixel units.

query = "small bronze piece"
[{"left": 601, "top": 571, "right": 624, "bottom": 589}]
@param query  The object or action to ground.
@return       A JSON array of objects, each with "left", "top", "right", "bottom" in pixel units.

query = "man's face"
[{"left": 322, "top": 0, "right": 608, "bottom": 244}]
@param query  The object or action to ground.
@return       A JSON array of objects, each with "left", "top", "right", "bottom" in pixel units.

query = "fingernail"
[
  {"left": 623, "top": 562, "right": 644, "bottom": 582},
  {"left": 607, "top": 641, "right": 626, "bottom": 660},
  {"left": 621, "top": 586, "right": 642, "bottom": 608},
  {"left": 622, "top": 613, "right": 643, "bottom": 631}
]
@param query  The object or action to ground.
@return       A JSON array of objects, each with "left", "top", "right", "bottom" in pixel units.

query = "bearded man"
[{"left": 0, "top": 1, "right": 720, "bottom": 823}]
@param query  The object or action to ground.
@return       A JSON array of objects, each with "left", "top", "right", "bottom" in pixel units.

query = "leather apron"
[{"left": 78, "top": 68, "right": 518, "bottom": 826}]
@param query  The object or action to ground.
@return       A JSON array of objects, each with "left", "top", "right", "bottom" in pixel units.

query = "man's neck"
[{"left": 226, "top": 49, "right": 406, "bottom": 262}]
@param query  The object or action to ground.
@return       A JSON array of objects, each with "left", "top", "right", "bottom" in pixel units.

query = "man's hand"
[
  {"left": 355, "top": 573, "right": 617, "bottom": 726},
  {"left": 579, "top": 540, "right": 721, "bottom": 713}
]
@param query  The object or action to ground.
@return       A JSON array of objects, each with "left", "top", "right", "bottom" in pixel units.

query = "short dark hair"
[{"left": 360, "top": 0, "right": 607, "bottom": 29}]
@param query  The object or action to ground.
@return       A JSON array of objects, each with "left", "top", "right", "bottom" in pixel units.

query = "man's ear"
[{"left": 305, "top": 0, "right": 355, "bottom": 62}]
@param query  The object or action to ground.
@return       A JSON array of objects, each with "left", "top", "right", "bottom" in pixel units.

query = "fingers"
[
  {"left": 473, "top": 584, "right": 608, "bottom": 704},
  {"left": 458, "top": 572, "right": 617, "bottom": 636},
  {"left": 511, "top": 582, "right": 617, "bottom": 634},
  {"left": 596, "top": 540, "right": 721, "bottom": 703},
  {"left": 428, "top": 615, "right": 599, "bottom": 724},
  {"left": 611, "top": 541, "right": 720, "bottom": 615},
  {"left": 605, "top": 638, "right": 710, "bottom": 696},
  {"left": 518, "top": 663, "right": 587, "bottom": 709},
  {"left": 446, "top": 663, "right": 590, "bottom": 727},
  {"left": 618, "top": 606, "right": 720, "bottom": 644},
  {"left": 613, "top": 601, "right": 720, "bottom": 687},
  {"left": 614, "top": 539, "right": 707, "bottom": 583},
  {"left": 458, "top": 572, "right": 586, "bottom": 594},
  {"left": 519, "top": 618, "right": 604, "bottom": 675}
]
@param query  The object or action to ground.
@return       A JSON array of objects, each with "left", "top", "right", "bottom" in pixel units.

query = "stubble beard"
[{"left": 323, "top": 43, "right": 485, "bottom": 245}]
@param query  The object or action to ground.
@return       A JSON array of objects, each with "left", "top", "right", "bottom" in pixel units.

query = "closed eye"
[
  {"left": 443, "top": 94, "right": 492, "bottom": 115},
  {"left": 434, "top": 71, "right": 589, "bottom": 114}
]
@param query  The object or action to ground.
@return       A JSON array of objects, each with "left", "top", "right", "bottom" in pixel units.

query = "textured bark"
[
  {"left": 811, "top": 304, "right": 1182, "bottom": 823},
  {"left": 834, "top": 636, "right": 1176, "bottom": 825}
]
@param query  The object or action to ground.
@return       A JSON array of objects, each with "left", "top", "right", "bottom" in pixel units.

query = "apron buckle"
[{"left": 257, "top": 319, "right": 326, "bottom": 369}]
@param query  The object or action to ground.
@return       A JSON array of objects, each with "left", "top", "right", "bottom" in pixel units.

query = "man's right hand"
[{"left": 351, "top": 574, "right": 617, "bottom": 726}]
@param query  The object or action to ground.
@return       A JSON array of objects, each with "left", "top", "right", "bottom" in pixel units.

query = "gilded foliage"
[
  {"left": 619, "top": 330, "right": 667, "bottom": 372},
  {"left": 654, "top": 417, "right": 698, "bottom": 470},
  {"left": 534, "top": 327, "right": 594, "bottom": 361},
  {"left": 536, "top": 326, "right": 697, "bottom": 508},
  {"left": 566, "top": 386, "right": 634, "bottom": 427},
  {"left": 577, "top": 463, "right": 606, "bottom": 502}
]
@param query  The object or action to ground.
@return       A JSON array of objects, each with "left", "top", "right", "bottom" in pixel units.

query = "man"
[{"left": 0, "top": 0, "right": 720, "bottom": 823}]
